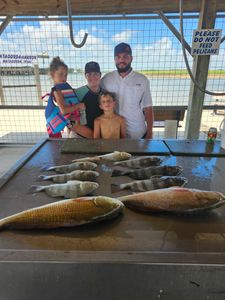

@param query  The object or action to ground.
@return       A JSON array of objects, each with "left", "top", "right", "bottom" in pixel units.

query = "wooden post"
[
  {"left": 0, "top": 73, "right": 5, "bottom": 105},
  {"left": 34, "top": 64, "right": 42, "bottom": 105},
  {"left": 184, "top": 0, "right": 217, "bottom": 139}
]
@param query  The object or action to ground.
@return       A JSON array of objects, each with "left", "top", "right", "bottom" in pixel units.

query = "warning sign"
[{"left": 191, "top": 29, "right": 222, "bottom": 55}]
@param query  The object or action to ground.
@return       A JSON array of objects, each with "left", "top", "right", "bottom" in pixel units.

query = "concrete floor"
[{"left": 0, "top": 145, "right": 32, "bottom": 177}]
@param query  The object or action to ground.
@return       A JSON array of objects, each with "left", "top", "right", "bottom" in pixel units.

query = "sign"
[
  {"left": 191, "top": 29, "right": 222, "bottom": 55},
  {"left": 0, "top": 53, "right": 37, "bottom": 64}
]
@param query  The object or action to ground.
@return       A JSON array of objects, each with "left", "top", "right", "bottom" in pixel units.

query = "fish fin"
[
  {"left": 37, "top": 174, "right": 50, "bottom": 181},
  {"left": 111, "top": 169, "right": 129, "bottom": 177},
  {"left": 28, "top": 185, "right": 46, "bottom": 193},
  {"left": 111, "top": 183, "right": 122, "bottom": 193},
  {"left": 175, "top": 200, "right": 225, "bottom": 214}
]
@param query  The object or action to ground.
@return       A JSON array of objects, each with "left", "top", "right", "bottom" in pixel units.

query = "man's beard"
[{"left": 116, "top": 62, "right": 132, "bottom": 73}]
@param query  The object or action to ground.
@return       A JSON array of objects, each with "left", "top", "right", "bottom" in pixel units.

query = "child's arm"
[
  {"left": 54, "top": 90, "right": 85, "bottom": 115},
  {"left": 72, "top": 124, "right": 93, "bottom": 138},
  {"left": 120, "top": 117, "right": 126, "bottom": 138},
  {"left": 93, "top": 119, "right": 101, "bottom": 139}
]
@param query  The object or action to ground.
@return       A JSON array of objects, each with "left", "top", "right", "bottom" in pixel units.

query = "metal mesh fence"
[{"left": 0, "top": 14, "right": 225, "bottom": 143}]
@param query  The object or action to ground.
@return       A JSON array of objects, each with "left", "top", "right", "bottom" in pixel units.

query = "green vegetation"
[{"left": 139, "top": 69, "right": 225, "bottom": 76}]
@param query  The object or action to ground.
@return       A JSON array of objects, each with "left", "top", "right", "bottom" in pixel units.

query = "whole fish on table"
[
  {"left": 112, "top": 165, "right": 183, "bottom": 180},
  {"left": 119, "top": 187, "right": 225, "bottom": 214},
  {"left": 113, "top": 156, "right": 161, "bottom": 169},
  {"left": 72, "top": 151, "right": 132, "bottom": 163},
  {"left": 42, "top": 162, "right": 97, "bottom": 173},
  {"left": 38, "top": 170, "right": 99, "bottom": 183},
  {"left": 0, "top": 196, "right": 124, "bottom": 230},
  {"left": 111, "top": 176, "right": 188, "bottom": 193},
  {"left": 30, "top": 180, "right": 99, "bottom": 198}
]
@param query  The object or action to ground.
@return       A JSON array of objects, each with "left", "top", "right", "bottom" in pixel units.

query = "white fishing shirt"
[{"left": 101, "top": 70, "right": 152, "bottom": 139}]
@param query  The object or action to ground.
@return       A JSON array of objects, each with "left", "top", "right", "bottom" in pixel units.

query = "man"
[
  {"left": 101, "top": 42, "right": 153, "bottom": 139},
  {"left": 73, "top": 61, "right": 103, "bottom": 138}
]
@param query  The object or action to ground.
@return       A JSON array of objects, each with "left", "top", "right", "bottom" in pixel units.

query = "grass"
[{"left": 139, "top": 69, "right": 225, "bottom": 76}]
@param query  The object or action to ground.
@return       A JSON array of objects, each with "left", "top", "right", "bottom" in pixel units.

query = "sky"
[{"left": 0, "top": 15, "right": 225, "bottom": 71}]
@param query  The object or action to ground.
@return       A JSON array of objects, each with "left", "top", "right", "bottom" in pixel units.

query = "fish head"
[
  {"left": 93, "top": 196, "right": 124, "bottom": 211},
  {"left": 86, "top": 182, "right": 99, "bottom": 190},
  {"left": 167, "top": 165, "right": 183, "bottom": 175},
  {"left": 120, "top": 152, "right": 132, "bottom": 160},
  {"left": 167, "top": 176, "right": 188, "bottom": 187}
]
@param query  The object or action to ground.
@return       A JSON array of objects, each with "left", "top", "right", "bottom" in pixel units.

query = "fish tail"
[
  {"left": 37, "top": 174, "right": 50, "bottom": 181},
  {"left": 111, "top": 169, "right": 129, "bottom": 177},
  {"left": 29, "top": 185, "right": 46, "bottom": 193},
  {"left": 41, "top": 165, "right": 54, "bottom": 171},
  {"left": 111, "top": 183, "right": 123, "bottom": 193}
]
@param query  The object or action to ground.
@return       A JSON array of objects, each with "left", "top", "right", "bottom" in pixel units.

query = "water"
[{"left": 1, "top": 73, "right": 224, "bottom": 106}]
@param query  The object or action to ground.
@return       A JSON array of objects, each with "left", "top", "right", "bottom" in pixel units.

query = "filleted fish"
[
  {"left": 42, "top": 162, "right": 97, "bottom": 173},
  {"left": 72, "top": 151, "right": 132, "bottom": 162},
  {"left": 0, "top": 196, "right": 124, "bottom": 230},
  {"left": 38, "top": 170, "right": 99, "bottom": 183},
  {"left": 30, "top": 180, "right": 99, "bottom": 198},
  {"left": 119, "top": 187, "right": 225, "bottom": 214},
  {"left": 113, "top": 156, "right": 161, "bottom": 169},
  {"left": 111, "top": 176, "right": 188, "bottom": 193},
  {"left": 112, "top": 165, "right": 183, "bottom": 180}
]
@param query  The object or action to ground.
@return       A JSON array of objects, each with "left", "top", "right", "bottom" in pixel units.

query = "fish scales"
[
  {"left": 119, "top": 187, "right": 225, "bottom": 214},
  {"left": 112, "top": 165, "right": 183, "bottom": 179},
  {"left": 111, "top": 176, "right": 187, "bottom": 193},
  {"left": 43, "top": 162, "right": 97, "bottom": 173},
  {"left": 39, "top": 170, "right": 99, "bottom": 183},
  {"left": 0, "top": 197, "right": 124, "bottom": 230},
  {"left": 113, "top": 156, "right": 161, "bottom": 168},
  {"left": 30, "top": 181, "right": 99, "bottom": 198}
]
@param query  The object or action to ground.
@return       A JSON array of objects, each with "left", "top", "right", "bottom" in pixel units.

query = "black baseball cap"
[
  {"left": 114, "top": 43, "right": 132, "bottom": 56},
  {"left": 85, "top": 61, "right": 101, "bottom": 74}
]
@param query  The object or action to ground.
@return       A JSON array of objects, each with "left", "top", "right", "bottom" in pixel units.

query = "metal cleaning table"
[{"left": 0, "top": 138, "right": 225, "bottom": 300}]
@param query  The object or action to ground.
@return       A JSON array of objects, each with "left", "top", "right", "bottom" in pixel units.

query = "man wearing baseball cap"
[{"left": 101, "top": 42, "right": 153, "bottom": 139}]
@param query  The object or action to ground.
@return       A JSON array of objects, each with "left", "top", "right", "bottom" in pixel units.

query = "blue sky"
[{"left": 0, "top": 15, "right": 224, "bottom": 70}]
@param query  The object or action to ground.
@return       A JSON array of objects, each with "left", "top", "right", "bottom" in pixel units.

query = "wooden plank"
[
  {"left": 185, "top": 0, "right": 218, "bottom": 139},
  {"left": 164, "top": 139, "right": 225, "bottom": 156},
  {"left": 1, "top": 0, "right": 225, "bottom": 16},
  {"left": 61, "top": 138, "right": 170, "bottom": 154}
]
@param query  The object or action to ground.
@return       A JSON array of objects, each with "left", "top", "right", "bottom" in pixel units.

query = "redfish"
[
  {"left": 0, "top": 196, "right": 124, "bottom": 230},
  {"left": 119, "top": 187, "right": 225, "bottom": 214}
]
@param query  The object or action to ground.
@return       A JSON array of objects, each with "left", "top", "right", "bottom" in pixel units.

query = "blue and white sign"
[
  {"left": 0, "top": 53, "right": 37, "bottom": 64},
  {"left": 191, "top": 29, "right": 222, "bottom": 55}
]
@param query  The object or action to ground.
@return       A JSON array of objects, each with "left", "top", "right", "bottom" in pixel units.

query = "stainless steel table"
[{"left": 0, "top": 138, "right": 225, "bottom": 300}]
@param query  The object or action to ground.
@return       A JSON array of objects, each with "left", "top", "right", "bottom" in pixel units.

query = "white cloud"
[{"left": 112, "top": 30, "right": 135, "bottom": 42}]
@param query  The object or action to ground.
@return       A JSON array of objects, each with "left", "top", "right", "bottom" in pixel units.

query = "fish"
[
  {"left": 29, "top": 180, "right": 99, "bottom": 198},
  {"left": 119, "top": 187, "right": 225, "bottom": 214},
  {"left": 113, "top": 156, "right": 162, "bottom": 169},
  {"left": 111, "top": 176, "right": 188, "bottom": 193},
  {"left": 72, "top": 151, "right": 132, "bottom": 162},
  {"left": 38, "top": 170, "right": 99, "bottom": 183},
  {"left": 42, "top": 162, "right": 97, "bottom": 173},
  {"left": 0, "top": 196, "right": 124, "bottom": 230},
  {"left": 112, "top": 165, "right": 183, "bottom": 180}
]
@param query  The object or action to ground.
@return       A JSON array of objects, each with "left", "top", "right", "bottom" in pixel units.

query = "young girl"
[
  {"left": 94, "top": 91, "right": 126, "bottom": 139},
  {"left": 49, "top": 57, "right": 85, "bottom": 137}
]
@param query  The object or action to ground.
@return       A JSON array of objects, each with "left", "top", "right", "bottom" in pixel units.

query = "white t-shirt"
[{"left": 101, "top": 70, "right": 152, "bottom": 139}]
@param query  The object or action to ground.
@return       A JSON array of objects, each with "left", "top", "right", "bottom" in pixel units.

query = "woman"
[{"left": 73, "top": 61, "right": 103, "bottom": 138}]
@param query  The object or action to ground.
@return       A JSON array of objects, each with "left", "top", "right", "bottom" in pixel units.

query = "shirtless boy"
[{"left": 93, "top": 92, "right": 126, "bottom": 139}]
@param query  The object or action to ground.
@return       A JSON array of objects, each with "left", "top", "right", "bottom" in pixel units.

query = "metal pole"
[
  {"left": 184, "top": 0, "right": 217, "bottom": 139},
  {"left": 33, "top": 64, "right": 42, "bottom": 105},
  {"left": 0, "top": 73, "right": 5, "bottom": 105}
]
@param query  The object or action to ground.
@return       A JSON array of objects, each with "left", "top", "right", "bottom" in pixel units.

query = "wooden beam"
[
  {"left": 184, "top": 0, "right": 218, "bottom": 139},
  {"left": 0, "top": 0, "right": 225, "bottom": 16},
  {"left": 0, "top": 16, "right": 13, "bottom": 35}
]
